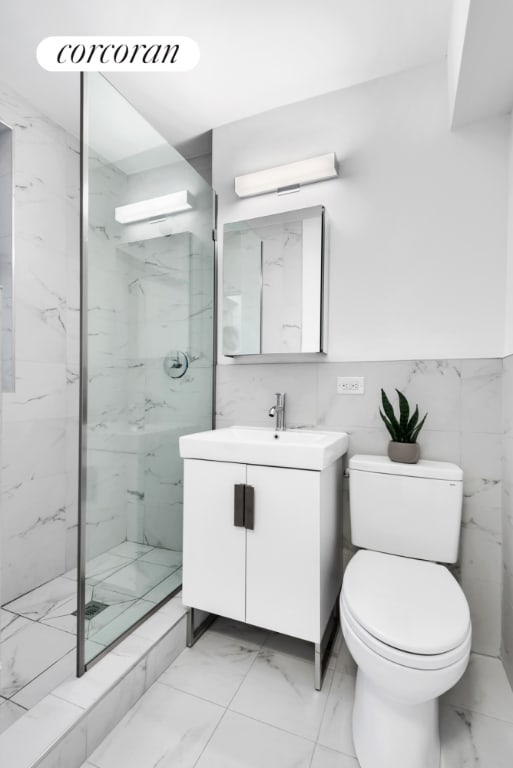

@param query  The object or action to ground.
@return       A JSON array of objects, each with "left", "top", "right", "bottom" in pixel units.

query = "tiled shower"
[
  {"left": 0, "top": 71, "right": 215, "bottom": 733},
  {"left": 0, "top": 76, "right": 80, "bottom": 733}
]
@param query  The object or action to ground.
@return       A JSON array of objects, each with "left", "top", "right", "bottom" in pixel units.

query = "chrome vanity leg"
[
  {"left": 314, "top": 601, "right": 339, "bottom": 690},
  {"left": 186, "top": 607, "right": 194, "bottom": 647},
  {"left": 186, "top": 607, "right": 216, "bottom": 648},
  {"left": 314, "top": 642, "right": 322, "bottom": 690}
]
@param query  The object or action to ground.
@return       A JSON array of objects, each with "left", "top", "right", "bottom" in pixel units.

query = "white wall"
[
  {"left": 213, "top": 61, "right": 509, "bottom": 363},
  {"left": 502, "top": 112, "right": 513, "bottom": 686},
  {"left": 505, "top": 113, "right": 513, "bottom": 356}
]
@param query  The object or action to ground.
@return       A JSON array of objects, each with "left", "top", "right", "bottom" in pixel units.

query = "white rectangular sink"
[{"left": 179, "top": 426, "right": 349, "bottom": 470}]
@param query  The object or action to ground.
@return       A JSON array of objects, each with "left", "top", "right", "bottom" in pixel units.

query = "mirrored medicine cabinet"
[
  {"left": 222, "top": 205, "right": 326, "bottom": 356},
  {"left": 0, "top": 119, "right": 14, "bottom": 391}
]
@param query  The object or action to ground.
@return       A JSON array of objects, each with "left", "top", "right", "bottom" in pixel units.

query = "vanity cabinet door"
[
  {"left": 245, "top": 465, "right": 321, "bottom": 642},
  {"left": 182, "top": 459, "right": 247, "bottom": 621}
]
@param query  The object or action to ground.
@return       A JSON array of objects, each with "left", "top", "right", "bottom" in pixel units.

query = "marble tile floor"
[
  {"left": 81, "top": 617, "right": 513, "bottom": 768},
  {"left": 0, "top": 543, "right": 182, "bottom": 735}
]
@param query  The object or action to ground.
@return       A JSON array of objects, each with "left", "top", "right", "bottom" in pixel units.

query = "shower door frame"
[{"left": 77, "top": 73, "right": 217, "bottom": 676}]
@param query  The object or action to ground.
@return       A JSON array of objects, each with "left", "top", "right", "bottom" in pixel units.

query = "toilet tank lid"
[{"left": 349, "top": 454, "right": 463, "bottom": 481}]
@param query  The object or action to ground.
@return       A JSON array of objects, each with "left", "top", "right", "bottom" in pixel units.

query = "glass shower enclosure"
[{"left": 78, "top": 73, "right": 214, "bottom": 672}]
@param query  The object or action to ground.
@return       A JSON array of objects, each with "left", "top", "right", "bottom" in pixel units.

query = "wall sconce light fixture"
[
  {"left": 234, "top": 152, "right": 338, "bottom": 198},
  {"left": 114, "top": 190, "right": 193, "bottom": 223}
]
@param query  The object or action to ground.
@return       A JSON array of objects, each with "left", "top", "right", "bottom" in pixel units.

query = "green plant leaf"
[
  {"left": 381, "top": 389, "right": 400, "bottom": 434},
  {"left": 380, "top": 387, "right": 426, "bottom": 443},
  {"left": 380, "top": 409, "right": 400, "bottom": 441},
  {"left": 407, "top": 405, "right": 419, "bottom": 436},
  {"left": 396, "top": 389, "right": 410, "bottom": 433},
  {"left": 410, "top": 412, "right": 428, "bottom": 442}
]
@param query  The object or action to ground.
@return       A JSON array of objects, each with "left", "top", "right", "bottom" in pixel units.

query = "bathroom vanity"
[{"left": 179, "top": 426, "right": 348, "bottom": 688}]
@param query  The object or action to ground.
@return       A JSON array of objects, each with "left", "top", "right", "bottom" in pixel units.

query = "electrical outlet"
[{"left": 337, "top": 376, "right": 365, "bottom": 395}]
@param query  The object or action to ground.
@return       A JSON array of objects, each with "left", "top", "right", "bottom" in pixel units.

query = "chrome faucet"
[{"left": 268, "top": 392, "right": 286, "bottom": 431}]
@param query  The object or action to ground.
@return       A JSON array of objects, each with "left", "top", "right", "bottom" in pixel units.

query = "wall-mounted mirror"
[
  {"left": 0, "top": 120, "right": 14, "bottom": 390},
  {"left": 222, "top": 205, "right": 325, "bottom": 356}
]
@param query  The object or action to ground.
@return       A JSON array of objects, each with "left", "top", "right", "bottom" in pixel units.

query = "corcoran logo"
[{"left": 37, "top": 36, "right": 200, "bottom": 71}]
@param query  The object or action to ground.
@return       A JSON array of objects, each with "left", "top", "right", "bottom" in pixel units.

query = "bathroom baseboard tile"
[
  {"left": 0, "top": 697, "right": 27, "bottom": 735},
  {"left": 35, "top": 720, "right": 88, "bottom": 768},
  {"left": 0, "top": 694, "right": 85, "bottom": 768},
  {"left": 0, "top": 595, "right": 187, "bottom": 768}
]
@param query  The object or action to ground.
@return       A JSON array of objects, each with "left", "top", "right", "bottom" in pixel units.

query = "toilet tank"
[{"left": 349, "top": 455, "right": 463, "bottom": 563}]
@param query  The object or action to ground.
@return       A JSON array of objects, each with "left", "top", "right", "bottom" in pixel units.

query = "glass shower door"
[{"left": 79, "top": 73, "right": 214, "bottom": 671}]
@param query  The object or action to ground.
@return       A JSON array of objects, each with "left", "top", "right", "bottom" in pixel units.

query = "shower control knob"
[{"left": 163, "top": 350, "right": 189, "bottom": 379}]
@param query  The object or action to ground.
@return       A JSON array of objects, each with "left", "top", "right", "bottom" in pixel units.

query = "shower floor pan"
[{"left": 0, "top": 542, "right": 182, "bottom": 729}]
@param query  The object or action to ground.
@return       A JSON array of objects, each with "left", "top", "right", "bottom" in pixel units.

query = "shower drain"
[{"left": 72, "top": 600, "right": 109, "bottom": 620}]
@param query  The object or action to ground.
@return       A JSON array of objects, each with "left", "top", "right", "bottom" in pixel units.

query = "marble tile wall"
[
  {"left": 0, "top": 80, "right": 80, "bottom": 603},
  {"left": 86, "top": 154, "right": 130, "bottom": 560},
  {"left": 216, "top": 357, "right": 503, "bottom": 657},
  {"left": 65, "top": 119, "right": 80, "bottom": 574},
  {"left": 502, "top": 354, "right": 513, "bottom": 686},
  {"left": 123, "top": 232, "right": 213, "bottom": 551},
  {"left": 0, "top": 126, "right": 13, "bottom": 391},
  {"left": 86, "top": 156, "right": 214, "bottom": 559}
]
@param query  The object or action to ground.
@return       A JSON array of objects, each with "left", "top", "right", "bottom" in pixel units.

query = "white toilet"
[{"left": 340, "top": 455, "right": 471, "bottom": 768}]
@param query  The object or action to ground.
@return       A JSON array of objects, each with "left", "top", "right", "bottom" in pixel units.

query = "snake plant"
[{"left": 380, "top": 388, "right": 427, "bottom": 444}]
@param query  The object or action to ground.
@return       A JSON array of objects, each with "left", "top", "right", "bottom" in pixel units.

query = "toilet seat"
[
  {"left": 341, "top": 550, "right": 471, "bottom": 666},
  {"left": 341, "top": 596, "right": 471, "bottom": 670}
]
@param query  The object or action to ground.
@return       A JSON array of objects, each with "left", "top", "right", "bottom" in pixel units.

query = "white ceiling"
[{"left": 0, "top": 0, "right": 451, "bottom": 151}]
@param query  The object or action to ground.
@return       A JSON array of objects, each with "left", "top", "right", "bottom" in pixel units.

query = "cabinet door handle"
[
  {"left": 245, "top": 485, "right": 255, "bottom": 530},
  {"left": 234, "top": 484, "right": 245, "bottom": 527}
]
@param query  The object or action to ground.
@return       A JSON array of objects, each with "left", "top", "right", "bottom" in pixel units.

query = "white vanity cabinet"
[{"left": 182, "top": 456, "right": 343, "bottom": 645}]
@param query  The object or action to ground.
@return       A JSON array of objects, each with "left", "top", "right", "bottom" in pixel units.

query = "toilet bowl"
[{"left": 340, "top": 549, "right": 471, "bottom": 768}]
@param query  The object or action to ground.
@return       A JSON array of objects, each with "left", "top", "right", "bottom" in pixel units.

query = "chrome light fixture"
[
  {"left": 114, "top": 190, "right": 193, "bottom": 223},
  {"left": 234, "top": 152, "right": 338, "bottom": 198}
]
